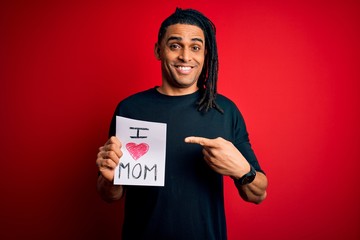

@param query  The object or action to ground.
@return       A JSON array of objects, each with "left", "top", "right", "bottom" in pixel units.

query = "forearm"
[
  {"left": 236, "top": 172, "right": 268, "bottom": 204},
  {"left": 97, "top": 174, "right": 124, "bottom": 202}
]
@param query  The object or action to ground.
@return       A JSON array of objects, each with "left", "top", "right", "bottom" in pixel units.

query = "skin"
[
  {"left": 154, "top": 24, "right": 205, "bottom": 96},
  {"left": 96, "top": 24, "right": 268, "bottom": 204},
  {"left": 96, "top": 136, "right": 123, "bottom": 202},
  {"left": 185, "top": 137, "right": 268, "bottom": 204}
]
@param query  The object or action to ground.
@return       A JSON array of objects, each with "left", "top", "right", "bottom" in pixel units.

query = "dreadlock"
[{"left": 157, "top": 8, "right": 224, "bottom": 113}]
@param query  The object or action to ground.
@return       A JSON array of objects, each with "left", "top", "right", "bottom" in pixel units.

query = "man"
[{"left": 96, "top": 8, "right": 268, "bottom": 240}]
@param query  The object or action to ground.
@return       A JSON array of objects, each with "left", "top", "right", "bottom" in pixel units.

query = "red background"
[{"left": 1, "top": 0, "right": 359, "bottom": 239}]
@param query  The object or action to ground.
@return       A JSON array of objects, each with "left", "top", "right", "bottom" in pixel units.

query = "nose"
[{"left": 178, "top": 48, "right": 191, "bottom": 62}]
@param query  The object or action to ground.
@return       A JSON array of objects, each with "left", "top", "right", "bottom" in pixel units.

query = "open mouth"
[
  {"left": 175, "top": 65, "right": 193, "bottom": 74},
  {"left": 176, "top": 66, "right": 192, "bottom": 70}
]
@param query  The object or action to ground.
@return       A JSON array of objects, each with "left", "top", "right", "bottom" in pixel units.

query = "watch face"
[
  {"left": 234, "top": 166, "right": 256, "bottom": 185},
  {"left": 239, "top": 166, "right": 256, "bottom": 185},
  {"left": 242, "top": 174, "right": 256, "bottom": 184}
]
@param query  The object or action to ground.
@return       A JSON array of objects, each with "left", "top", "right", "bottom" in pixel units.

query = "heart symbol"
[{"left": 125, "top": 142, "right": 149, "bottom": 160}]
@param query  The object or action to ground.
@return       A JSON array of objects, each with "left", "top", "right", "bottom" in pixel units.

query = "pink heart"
[{"left": 125, "top": 142, "right": 149, "bottom": 160}]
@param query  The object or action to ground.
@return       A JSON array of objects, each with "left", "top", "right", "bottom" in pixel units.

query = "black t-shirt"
[{"left": 109, "top": 88, "right": 263, "bottom": 240}]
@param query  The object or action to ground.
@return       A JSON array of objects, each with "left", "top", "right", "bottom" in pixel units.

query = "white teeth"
[{"left": 177, "top": 66, "right": 191, "bottom": 70}]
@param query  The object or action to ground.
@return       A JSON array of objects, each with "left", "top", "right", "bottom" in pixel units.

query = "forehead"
[{"left": 164, "top": 24, "right": 205, "bottom": 41}]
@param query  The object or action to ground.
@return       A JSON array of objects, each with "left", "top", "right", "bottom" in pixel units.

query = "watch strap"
[{"left": 233, "top": 164, "right": 256, "bottom": 185}]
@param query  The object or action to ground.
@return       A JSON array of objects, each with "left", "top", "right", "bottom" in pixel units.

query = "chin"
[
  {"left": 175, "top": 82, "right": 197, "bottom": 89},
  {"left": 175, "top": 77, "right": 198, "bottom": 86}
]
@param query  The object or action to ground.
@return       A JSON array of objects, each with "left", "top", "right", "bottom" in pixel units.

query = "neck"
[{"left": 157, "top": 85, "right": 199, "bottom": 96}]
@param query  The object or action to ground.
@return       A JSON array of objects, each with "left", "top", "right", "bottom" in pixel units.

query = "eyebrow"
[{"left": 167, "top": 36, "right": 204, "bottom": 44}]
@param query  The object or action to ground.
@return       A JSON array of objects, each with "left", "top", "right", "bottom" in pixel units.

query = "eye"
[
  {"left": 169, "top": 43, "right": 181, "bottom": 50},
  {"left": 192, "top": 46, "right": 201, "bottom": 51}
]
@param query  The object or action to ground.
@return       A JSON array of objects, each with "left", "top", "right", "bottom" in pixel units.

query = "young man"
[{"left": 96, "top": 8, "right": 268, "bottom": 240}]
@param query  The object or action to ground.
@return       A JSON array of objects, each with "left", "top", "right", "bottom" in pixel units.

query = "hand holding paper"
[
  {"left": 96, "top": 136, "right": 123, "bottom": 182},
  {"left": 184, "top": 136, "right": 250, "bottom": 178}
]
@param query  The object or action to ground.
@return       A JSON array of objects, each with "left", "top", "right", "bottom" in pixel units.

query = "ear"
[{"left": 154, "top": 43, "right": 161, "bottom": 60}]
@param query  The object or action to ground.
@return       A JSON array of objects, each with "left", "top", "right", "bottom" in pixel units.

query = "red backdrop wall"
[{"left": 1, "top": 0, "right": 359, "bottom": 239}]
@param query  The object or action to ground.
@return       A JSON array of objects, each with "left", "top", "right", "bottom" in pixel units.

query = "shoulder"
[
  {"left": 113, "top": 87, "right": 161, "bottom": 118},
  {"left": 216, "top": 94, "right": 240, "bottom": 112},
  {"left": 215, "top": 93, "right": 247, "bottom": 124},
  {"left": 122, "top": 88, "right": 157, "bottom": 102},
  {"left": 117, "top": 88, "right": 157, "bottom": 107}
]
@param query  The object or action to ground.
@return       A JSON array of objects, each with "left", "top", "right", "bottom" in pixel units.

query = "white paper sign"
[{"left": 114, "top": 116, "right": 167, "bottom": 186}]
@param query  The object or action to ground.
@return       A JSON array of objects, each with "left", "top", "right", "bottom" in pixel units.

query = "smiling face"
[{"left": 155, "top": 24, "right": 206, "bottom": 96}]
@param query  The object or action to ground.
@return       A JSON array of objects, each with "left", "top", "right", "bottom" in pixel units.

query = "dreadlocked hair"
[{"left": 158, "top": 8, "right": 224, "bottom": 113}]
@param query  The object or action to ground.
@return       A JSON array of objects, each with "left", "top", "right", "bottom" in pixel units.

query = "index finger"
[{"left": 184, "top": 136, "right": 217, "bottom": 147}]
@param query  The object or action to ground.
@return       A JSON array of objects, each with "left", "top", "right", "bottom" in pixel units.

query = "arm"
[
  {"left": 96, "top": 136, "right": 124, "bottom": 202},
  {"left": 185, "top": 136, "right": 268, "bottom": 204},
  {"left": 97, "top": 174, "right": 124, "bottom": 202},
  {"left": 233, "top": 170, "right": 268, "bottom": 204}
]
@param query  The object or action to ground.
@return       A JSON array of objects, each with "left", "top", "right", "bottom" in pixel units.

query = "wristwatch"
[{"left": 233, "top": 165, "right": 256, "bottom": 185}]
